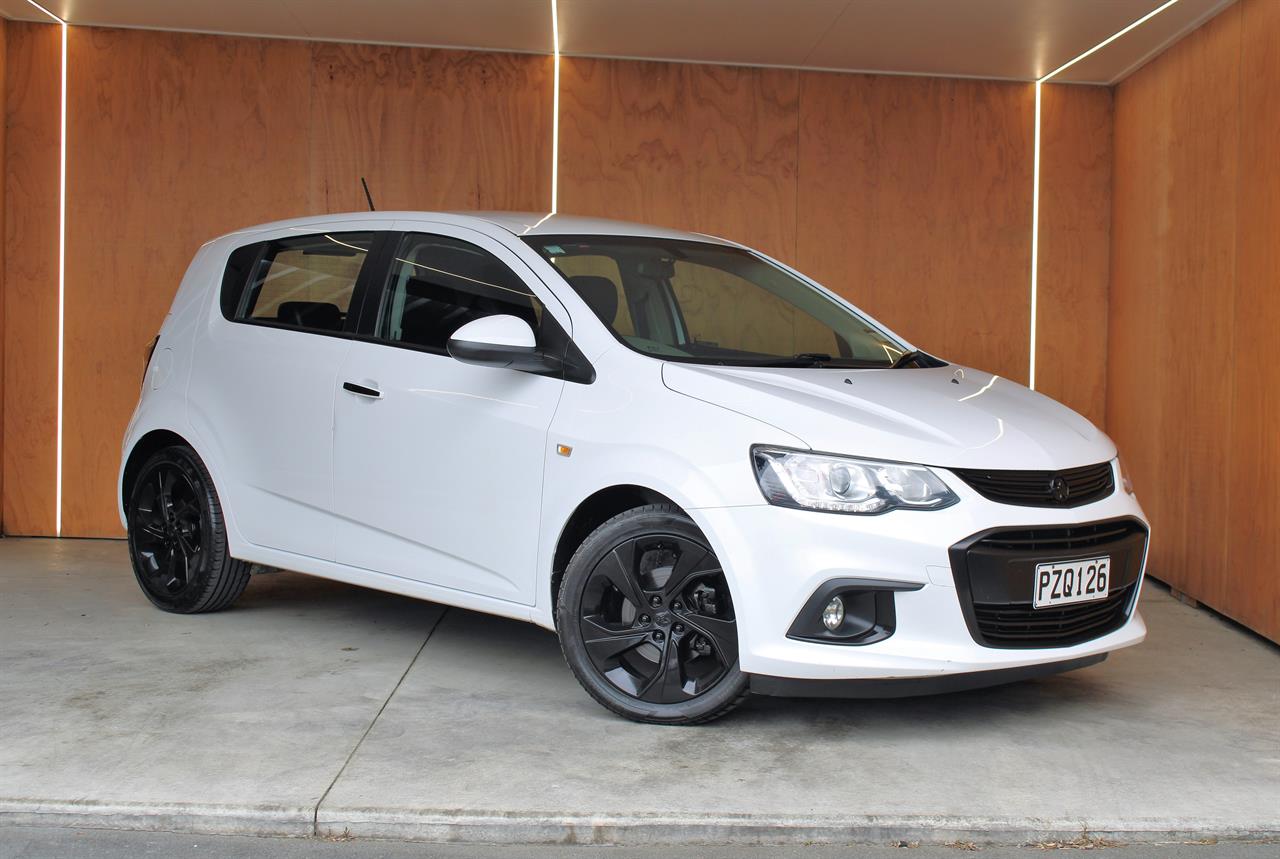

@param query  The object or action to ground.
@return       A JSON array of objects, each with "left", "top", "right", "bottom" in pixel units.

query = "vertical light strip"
[
  {"left": 550, "top": 0, "right": 561, "bottom": 214},
  {"left": 23, "top": 1, "right": 67, "bottom": 535},
  {"left": 1029, "top": 80, "right": 1043, "bottom": 390},
  {"left": 1028, "top": 0, "right": 1183, "bottom": 389}
]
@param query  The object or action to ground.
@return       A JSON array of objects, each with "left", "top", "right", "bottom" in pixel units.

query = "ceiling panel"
[
  {"left": 274, "top": 0, "right": 551, "bottom": 53},
  {"left": 1053, "top": 0, "right": 1235, "bottom": 83},
  {"left": 806, "top": 0, "right": 1166, "bottom": 80},
  {"left": 0, "top": 0, "right": 1237, "bottom": 83},
  {"left": 0, "top": 0, "right": 304, "bottom": 37},
  {"left": 558, "top": 0, "right": 849, "bottom": 67},
  {"left": 0, "top": 0, "right": 552, "bottom": 53}
]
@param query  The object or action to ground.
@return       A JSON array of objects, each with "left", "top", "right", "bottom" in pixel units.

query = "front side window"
[
  {"left": 526, "top": 236, "right": 916, "bottom": 368},
  {"left": 377, "top": 233, "right": 544, "bottom": 352},
  {"left": 224, "top": 232, "right": 374, "bottom": 333}
]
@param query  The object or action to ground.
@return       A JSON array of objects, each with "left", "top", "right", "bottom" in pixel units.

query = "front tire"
[
  {"left": 556, "top": 504, "right": 748, "bottom": 724},
  {"left": 126, "top": 444, "right": 251, "bottom": 613}
]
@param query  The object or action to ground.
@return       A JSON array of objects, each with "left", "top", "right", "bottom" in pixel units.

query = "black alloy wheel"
[
  {"left": 126, "top": 445, "right": 251, "bottom": 613},
  {"left": 131, "top": 462, "right": 205, "bottom": 598},
  {"left": 557, "top": 504, "right": 748, "bottom": 724}
]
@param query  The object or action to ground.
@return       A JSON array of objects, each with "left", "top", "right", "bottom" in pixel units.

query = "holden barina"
[{"left": 120, "top": 212, "right": 1149, "bottom": 724}]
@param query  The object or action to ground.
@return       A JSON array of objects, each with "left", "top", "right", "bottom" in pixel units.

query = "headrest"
[
  {"left": 567, "top": 275, "right": 619, "bottom": 326},
  {"left": 403, "top": 277, "right": 445, "bottom": 301},
  {"left": 277, "top": 301, "right": 342, "bottom": 331}
]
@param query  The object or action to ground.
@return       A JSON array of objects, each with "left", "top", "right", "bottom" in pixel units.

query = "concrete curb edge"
[{"left": 3, "top": 798, "right": 1278, "bottom": 845}]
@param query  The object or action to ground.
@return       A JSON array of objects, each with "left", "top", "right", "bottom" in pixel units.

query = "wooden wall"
[
  {"left": 558, "top": 60, "right": 1076, "bottom": 387},
  {"left": 559, "top": 58, "right": 799, "bottom": 264},
  {"left": 1109, "top": 0, "right": 1280, "bottom": 642},
  {"left": 559, "top": 60, "right": 1112, "bottom": 396},
  {"left": 0, "top": 16, "right": 6, "bottom": 535},
  {"left": 4, "top": 28, "right": 553, "bottom": 538},
  {"left": 1038, "top": 84, "right": 1113, "bottom": 427},
  {"left": 3, "top": 21, "right": 60, "bottom": 536},
  {"left": 795, "top": 73, "right": 1035, "bottom": 384},
  {"left": 5, "top": 27, "right": 1112, "bottom": 541}
]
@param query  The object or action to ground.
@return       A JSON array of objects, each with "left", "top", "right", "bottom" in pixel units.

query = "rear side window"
[
  {"left": 377, "top": 233, "right": 543, "bottom": 352},
  {"left": 221, "top": 232, "right": 374, "bottom": 333}
]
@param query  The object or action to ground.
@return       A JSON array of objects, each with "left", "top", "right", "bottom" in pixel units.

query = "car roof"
[{"left": 210, "top": 211, "right": 736, "bottom": 247}]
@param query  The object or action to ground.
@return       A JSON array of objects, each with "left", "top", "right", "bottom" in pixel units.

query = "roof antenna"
[{"left": 360, "top": 176, "right": 376, "bottom": 212}]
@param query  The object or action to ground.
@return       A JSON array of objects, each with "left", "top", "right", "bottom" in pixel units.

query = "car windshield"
[{"left": 525, "top": 235, "right": 916, "bottom": 368}]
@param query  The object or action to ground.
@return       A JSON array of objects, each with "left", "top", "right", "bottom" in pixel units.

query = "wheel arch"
[
  {"left": 549, "top": 484, "right": 681, "bottom": 614},
  {"left": 120, "top": 428, "right": 196, "bottom": 514}
]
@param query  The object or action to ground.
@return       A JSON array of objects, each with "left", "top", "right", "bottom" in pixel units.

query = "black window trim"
[
  {"left": 217, "top": 228, "right": 595, "bottom": 383},
  {"left": 354, "top": 229, "right": 596, "bottom": 384},
  {"left": 219, "top": 229, "right": 388, "bottom": 341}
]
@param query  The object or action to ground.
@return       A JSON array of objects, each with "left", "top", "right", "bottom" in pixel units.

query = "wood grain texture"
[
  {"left": 796, "top": 73, "right": 1035, "bottom": 383},
  {"left": 62, "top": 28, "right": 314, "bottom": 536},
  {"left": 1036, "top": 84, "right": 1112, "bottom": 427},
  {"left": 310, "top": 43, "right": 553, "bottom": 214},
  {"left": 3, "top": 21, "right": 60, "bottom": 536},
  {"left": 1108, "top": 2, "right": 1280, "bottom": 641},
  {"left": 0, "top": 15, "right": 6, "bottom": 534},
  {"left": 56, "top": 32, "right": 554, "bottom": 536},
  {"left": 558, "top": 57, "right": 799, "bottom": 263},
  {"left": 1225, "top": 0, "right": 1280, "bottom": 641}
]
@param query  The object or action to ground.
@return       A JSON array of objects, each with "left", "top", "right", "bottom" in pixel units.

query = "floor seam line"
[{"left": 311, "top": 606, "right": 448, "bottom": 835}]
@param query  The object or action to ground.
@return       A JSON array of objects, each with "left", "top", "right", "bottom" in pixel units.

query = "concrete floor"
[{"left": 0, "top": 538, "right": 1277, "bottom": 846}]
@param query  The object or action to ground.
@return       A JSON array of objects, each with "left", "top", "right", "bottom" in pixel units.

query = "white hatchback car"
[{"left": 120, "top": 211, "right": 1148, "bottom": 724}]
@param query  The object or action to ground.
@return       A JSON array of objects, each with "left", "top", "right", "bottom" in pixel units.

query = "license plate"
[{"left": 1033, "top": 556, "right": 1111, "bottom": 609}]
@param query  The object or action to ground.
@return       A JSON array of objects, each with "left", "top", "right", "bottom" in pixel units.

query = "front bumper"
[
  {"left": 689, "top": 470, "right": 1149, "bottom": 683},
  {"left": 750, "top": 653, "right": 1108, "bottom": 698}
]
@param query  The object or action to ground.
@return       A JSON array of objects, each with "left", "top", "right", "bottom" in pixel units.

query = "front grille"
[
  {"left": 951, "top": 461, "right": 1114, "bottom": 508},
  {"left": 949, "top": 518, "right": 1148, "bottom": 649},
  {"left": 976, "top": 520, "right": 1144, "bottom": 553},
  {"left": 973, "top": 584, "right": 1136, "bottom": 647}
]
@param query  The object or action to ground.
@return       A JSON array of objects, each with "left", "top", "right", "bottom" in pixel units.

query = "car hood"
[{"left": 661, "top": 363, "right": 1114, "bottom": 470}]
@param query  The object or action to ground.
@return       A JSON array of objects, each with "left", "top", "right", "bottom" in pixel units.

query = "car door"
[
  {"left": 330, "top": 225, "right": 570, "bottom": 605},
  {"left": 188, "top": 227, "right": 388, "bottom": 561}
]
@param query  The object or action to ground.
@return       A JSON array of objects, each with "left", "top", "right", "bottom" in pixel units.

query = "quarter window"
[
  {"left": 378, "top": 233, "right": 543, "bottom": 352},
  {"left": 224, "top": 232, "right": 374, "bottom": 333}
]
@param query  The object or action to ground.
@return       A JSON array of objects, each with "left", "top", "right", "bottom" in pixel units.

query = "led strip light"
[
  {"left": 23, "top": 1, "right": 67, "bottom": 535},
  {"left": 1028, "top": 0, "right": 1183, "bottom": 389},
  {"left": 550, "top": 0, "right": 561, "bottom": 214}
]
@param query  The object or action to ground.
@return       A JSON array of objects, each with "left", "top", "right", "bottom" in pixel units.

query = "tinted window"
[
  {"left": 546, "top": 254, "right": 635, "bottom": 337},
  {"left": 377, "top": 233, "right": 543, "bottom": 352},
  {"left": 224, "top": 232, "right": 374, "bottom": 333},
  {"left": 526, "top": 236, "right": 911, "bottom": 368}
]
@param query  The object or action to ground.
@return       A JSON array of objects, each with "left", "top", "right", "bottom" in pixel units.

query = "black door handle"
[{"left": 342, "top": 381, "right": 382, "bottom": 399}]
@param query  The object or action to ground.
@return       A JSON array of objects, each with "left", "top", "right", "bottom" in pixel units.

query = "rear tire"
[
  {"left": 556, "top": 504, "right": 748, "bottom": 724},
  {"left": 125, "top": 444, "right": 251, "bottom": 613}
]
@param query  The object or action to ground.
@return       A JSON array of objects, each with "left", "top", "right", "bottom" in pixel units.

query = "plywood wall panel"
[
  {"left": 3, "top": 21, "right": 60, "bottom": 536},
  {"left": 796, "top": 73, "right": 1035, "bottom": 383},
  {"left": 1225, "top": 0, "right": 1280, "bottom": 640},
  {"left": 558, "top": 57, "right": 799, "bottom": 263},
  {"left": 1108, "top": 1, "right": 1280, "bottom": 641},
  {"left": 1036, "top": 84, "right": 1112, "bottom": 427},
  {"left": 310, "top": 43, "right": 553, "bottom": 214},
  {"left": 0, "top": 15, "right": 7, "bottom": 535},
  {"left": 62, "top": 28, "right": 314, "bottom": 537}
]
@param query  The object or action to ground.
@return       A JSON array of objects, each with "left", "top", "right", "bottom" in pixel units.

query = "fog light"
[{"left": 822, "top": 596, "right": 845, "bottom": 631}]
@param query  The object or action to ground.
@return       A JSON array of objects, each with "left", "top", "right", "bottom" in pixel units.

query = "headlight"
[{"left": 752, "top": 446, "right": 958, "bottom": 514}]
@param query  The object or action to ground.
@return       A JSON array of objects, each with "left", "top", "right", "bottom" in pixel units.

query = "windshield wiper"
[
  {"left": 721, "top": 353, "right": 886, "bottom": 369},
  {"left": 889, "top": 350, "right": 926, "bottom": 369},
  {"left": 783, "top": 352, "right": 835, "bottom": 367}
]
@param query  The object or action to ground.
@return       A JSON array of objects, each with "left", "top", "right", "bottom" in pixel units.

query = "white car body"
[{"left": 120, "top": 211, "right": 1148, "bottom": 695}]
